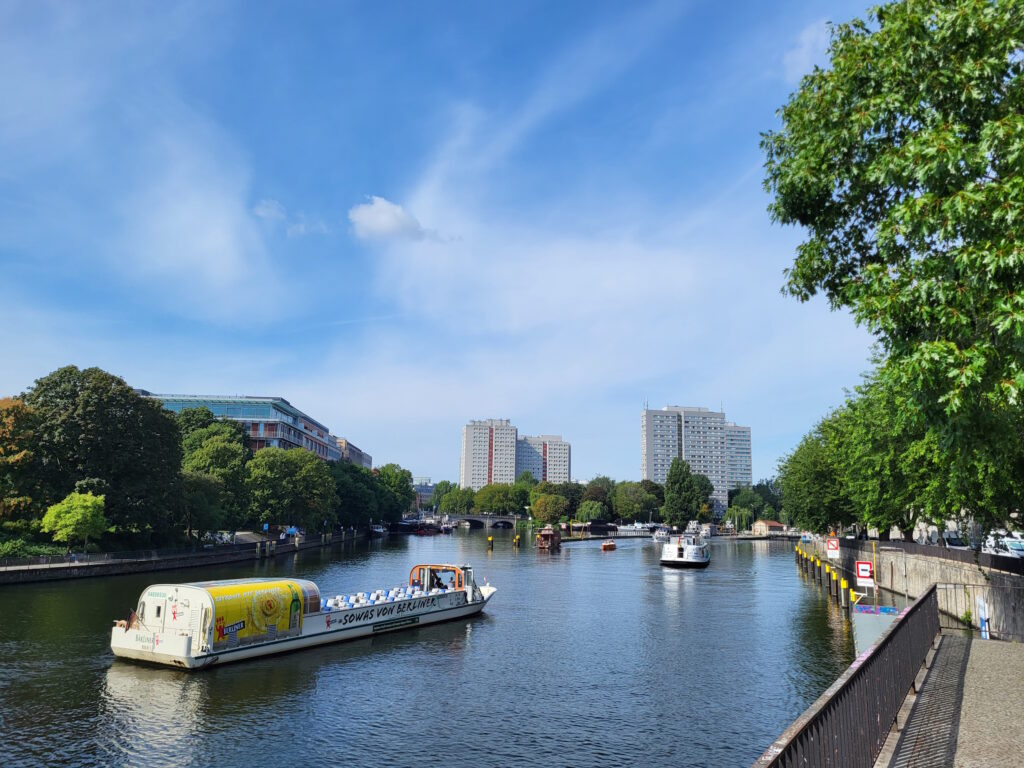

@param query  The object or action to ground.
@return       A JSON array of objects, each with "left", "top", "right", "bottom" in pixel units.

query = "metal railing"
[
  {"left": 835, "top": 538, "right": 1024, "bottom": 576},
  {"left": 752, "top": 585, "right": 939, "bottom": 768},
  {"left": 935, "top": 583, "right": 1024, "bottom": 642},
  {"left": 0, "top": 541, "right": 260, "bottom": 570}
]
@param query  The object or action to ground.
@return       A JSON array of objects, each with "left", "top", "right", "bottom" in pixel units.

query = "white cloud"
[
  {"left": 253, "top": 198, "right": 286, "bottom": 220},
  {"left": 782, "top": 19, "right": 830, "bottom": 84},
  {"left": 287, "top": 214, "right": 329, "bottom": 238},
  {"left": 348, "top": 195, "right": 431, "bottom": 241}
]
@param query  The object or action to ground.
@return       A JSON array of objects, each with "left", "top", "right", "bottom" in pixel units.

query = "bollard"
[
  {"left": 513, "top": 535, "right": 520, "bottom": 548},
  {"left": 841, "top": 579, "right": 849, "bottom": 608},
  {"left": 831, "top": 570, "right": 838, "bottom": 599},
  {"left": 488, "top": 536, "right": 493, "bottom": 550}
]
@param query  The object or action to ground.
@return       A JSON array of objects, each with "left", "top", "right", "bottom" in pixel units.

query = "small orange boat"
[{"left": 601, "top": 539, "right": 616, "bottom": 552}]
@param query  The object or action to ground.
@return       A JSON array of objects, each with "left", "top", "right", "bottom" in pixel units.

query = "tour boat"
[
  {"left": 601, "top": 539, "right": 616, "bottom": 552},
  {"left": 535, "top": 524, "right": 561, "bottom": 551},
  {"left": 660, "top": 533, "right": 710, "bottom": 568},
  {"left": 110, "top": 564, "right": 496, "bottom": 670}
]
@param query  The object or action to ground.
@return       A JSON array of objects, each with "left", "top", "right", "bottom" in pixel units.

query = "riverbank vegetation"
[
  {"left": 766, "top": 0, "right": 1024, "bottom": 537},
  {"left": 429, "top": 460, "right": 733, "bottom": 527},
  {"left": 0, "top": 366, "right": 415, "bottom": 555}
]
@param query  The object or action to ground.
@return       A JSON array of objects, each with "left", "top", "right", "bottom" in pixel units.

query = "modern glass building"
[{"left": 141, "top": 392, "right": 342, "bottom": 462}]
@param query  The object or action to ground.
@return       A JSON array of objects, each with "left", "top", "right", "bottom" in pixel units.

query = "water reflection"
[{"left": 1, "top": 534, "right": 853, "bottom": 767}]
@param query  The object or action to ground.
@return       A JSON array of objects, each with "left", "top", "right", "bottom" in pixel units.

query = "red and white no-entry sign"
[
  {"left": 826, "top": 537, "right": 839, "bottom": 559},
  {"left": 856, "top": 560, "right": 874, "bottom": 588}
]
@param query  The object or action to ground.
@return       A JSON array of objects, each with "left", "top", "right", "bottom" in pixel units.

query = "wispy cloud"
[
  {"left": 348, "top": 196, "right": 433, "bottom": 241},
  {"left": 782, "top": 19, "right": 830, "bottom": 84},
  {"left": 253, "top": 198, "right": 286, "bottom": 220}
]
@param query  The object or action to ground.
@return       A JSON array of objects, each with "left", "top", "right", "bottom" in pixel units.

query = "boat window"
[
  {"left": 139, "top": 602, "right": 145, "bottom": 620},
  {"left": 155, "top": 605, "right": 162, "bottom": 619}
]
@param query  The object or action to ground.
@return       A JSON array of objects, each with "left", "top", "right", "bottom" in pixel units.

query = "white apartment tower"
[
  {"left": 460, "top": 419, "right": 518, "bottom": 490},
  {"left": 726, "top": 423, "right": 752, "bottom": 491},
  {"left": 641, "top": 406, "right": 751, "bottom": 517},
  {"left": 515, "top": 435, "right": 571, "bottom": 485},
  {"left": 460, "top": 419, "right": 572, "bottom": 491}
]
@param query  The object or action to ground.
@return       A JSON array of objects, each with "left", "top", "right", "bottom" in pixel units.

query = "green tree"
[
  {"left": 0, "top": 397, "right": 43, "bottom": 527},
  {"left": 532, "top": 494, "right": 568, "bottom": 524},
  {"left": 777, "top": 413, "right": 856, "bottom": 533},
  {"left": 516, "top": 471, "right": 538, "bottom": 487},
  {"left": 439, "top": 487, "right": 475, "bottom": 514},
  {"left": 183, "top": 433, "right": 249, "bottom": 529},
  {"left": 374, "top": 464, "right": 415, "bottom": 520},
  {"left": 582, "top": 476, "right": 615, "bottom": 518},
  {"left": 329, "top": 461, "right": 378, "bottom": 528},
  {"left": 730, "top": 487, "right": 766, "bottom": 517},
  {"left": 40, "top": 492, "right": 108, "bottom": 552},
  {"left": 430, "top": 480, "right": 456, "bottom": 510},
  {"left": 763, "top": 1, "right": 1024, "bottom": 531},
  {"left": 612, "top": 481, "right": 659, "bottom": 522},
  {"left": 576, "top": 499, "right": 606, "bottom": 522},
  {"left": 663, "top": 458, "right": 693, "bottom": 528},
  {"left": 475, "top": 484, "right": 523, "bottom": 515},
  {"left": 180, "top": 472, "right": 225, "bottom": 541},
  {"left": 22, "top": 366, "right": 182, "bottom": 540},
  {"left": 246, "top": 448, "right": 337, "bottom": 532},
  {"left": 176, "top": 407, "right": 216, "bottom": 442},
  {"left": 529, "top": 481, "right": 557, "bottom": 506},
  {"left": 752, "top": 478, "right": 781, "bottom": 514}
]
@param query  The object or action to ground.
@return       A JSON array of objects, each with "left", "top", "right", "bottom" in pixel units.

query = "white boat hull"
[
  {"left": 660, "top": 537, "right": 711, "bottom": 569},
  {"left": 111, "top": 587, "right": 496, "bottom": 670}
]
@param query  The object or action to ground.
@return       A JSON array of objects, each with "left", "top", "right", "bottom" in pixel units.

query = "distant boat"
[
  {"left": 601, "top": 539, "right": 616, "bottom": 552},
  {"left": 369, "top": 524, "right": 387, "bottom": 538},
  {"left": 660, "top": 533, "right": 710, "bottom": 568},
  {"left": 652, "top": 526, "right": 671, "bottom": 543},
  {"left": 535, "top": 525, "right": 561, "bottom": 551}
]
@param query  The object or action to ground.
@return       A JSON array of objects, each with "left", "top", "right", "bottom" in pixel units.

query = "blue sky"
[{"left": 1, "top": 0, "right": 875, "bottom": 483}]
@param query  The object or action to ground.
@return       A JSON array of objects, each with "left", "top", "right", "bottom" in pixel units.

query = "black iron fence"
[
  {"left": 935, "top": 583, "right": 1024, "bottom": 642},
  {"left": 752, "top": 585, "right": 939, "bottom": 768},
  {"left": 834, "top": 538, "right": 1024, "bottom": 576}
]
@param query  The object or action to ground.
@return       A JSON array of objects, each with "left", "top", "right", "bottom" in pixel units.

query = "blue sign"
[{"left": 263, "top": 523, "right": 269, "bottom": 531}]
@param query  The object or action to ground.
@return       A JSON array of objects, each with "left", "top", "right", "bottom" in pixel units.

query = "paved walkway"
[{"left": 879, "top": 635, "right": 1024, "bottom": 767}]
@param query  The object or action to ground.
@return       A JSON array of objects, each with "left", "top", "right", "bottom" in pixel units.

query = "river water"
[{"left": 0, "top": 533, "right": 853, "bottom": 767}]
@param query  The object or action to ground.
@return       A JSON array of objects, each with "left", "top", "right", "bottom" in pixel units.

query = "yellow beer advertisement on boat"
[{"left": 206, "top": 580, "right": 304, "bottom": 648}]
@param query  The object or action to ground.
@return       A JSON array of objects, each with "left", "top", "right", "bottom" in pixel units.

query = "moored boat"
[
  {"left": 601, "top": 539, "right": 616, "bottom": 551},
  {"left": 110, "top": 564, "right": 496, "bottom": 670},
  {"left": 652, "top": 526, "right": 671, "bottom": 543},
  {"left": 536, "top": 525, "right": 561, "bottom": 551},
  {"left": 660, "top": 533, "right": 710, "bottom": 568},
  {"left": 369, "top": 524, "right": 388, "bottom": 537}
]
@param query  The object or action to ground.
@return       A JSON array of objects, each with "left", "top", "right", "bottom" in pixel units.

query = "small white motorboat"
[
  {"left": 652, "top": 526, "right": 671, "bottom": 543},
  {"left": 660, "top": 533, "right": 711, "bottom": 569}
]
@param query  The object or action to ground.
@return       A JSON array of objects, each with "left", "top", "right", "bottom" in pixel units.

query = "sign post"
[
  {"left": 855, "top": 560, "right": 874, "bottom": 589},
  {"left": 825, "top": 537, "right": 840, "bottom": 560}
]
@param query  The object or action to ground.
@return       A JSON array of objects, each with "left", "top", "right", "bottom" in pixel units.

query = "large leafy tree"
[
  {"left": 41, "top": 492, "right": 108, "bottom": 552},
  {"left": 531, "top": 493, "right": 568, "bottom": 524},
  {"left": 0, "top": 397, "right": 42, "bottom": 527},
  {"left": 777, "top": 412, "right": 856, "bottom": 533},
  {"left": 439, "top": 487, "right": 475, "bottom": 514},
  {"left": 180, "top": 472, "right": 226, "bottom": 541},
  {"left": 662, "top": 458, "right": 693, "bottom": 528},
  {"left": 576, "top": 499, "right": 606, "bottom": 522},
  {"left": 430, "top": 480, "right": 456, "bottom": 510},
  {"left": 22, "top": 366, "right": 182, "bottom": 539},
  {"left": 612, "top": 481, "right": 660, "bottom": 522},
  {"left": 181, "top": 420, "right": 251, "bottom": 530},
  {"left": 763, "top": 1, "right": 1024, "bottom": 528},
  {"left": 474, "top": 484, "right": 524, "bottom": 515},
  {"left": 246, "top": 448, "right": 337, "bottom": 532},
  {"left": 374, "top": 463, "right": 415, "bottom": 521},
  {"left": 329, "top": 461, "right": 378, "bottom": 527}
]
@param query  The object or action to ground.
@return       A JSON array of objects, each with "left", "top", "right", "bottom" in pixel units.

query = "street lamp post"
[{"left": 879, "top": 545, "right": 909, "bottom": 604}]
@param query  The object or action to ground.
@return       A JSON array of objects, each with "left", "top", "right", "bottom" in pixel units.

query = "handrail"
[{"left": 752, "top": 584, "right": 939, "bottom": 768}]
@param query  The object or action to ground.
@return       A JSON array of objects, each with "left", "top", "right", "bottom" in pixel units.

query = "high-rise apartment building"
[
  {"left": 460, "top": 419, "right": 572, "bottom": 490},
  {"left": 725, "top": 423, "right": 752, "bottom": 491},
  {"left": 515, "top": 435, "right": 571, "bottom": 485},
  {"left": 142, "top": 392, "right": 342, "bottom": 462},
  {"left": 641, "top": 405, "right": 751, "bottom": 516},
  {"left": 460, "top": 419, "right": 518, "bottom": 489}
]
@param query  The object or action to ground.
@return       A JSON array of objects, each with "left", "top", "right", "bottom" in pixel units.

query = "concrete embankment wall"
[
  {"left": 803, "top": 539, "right": 1024, "bottom": 640},
  {"left": 0, "top": 534, "right": 360, "bottom": 585}
]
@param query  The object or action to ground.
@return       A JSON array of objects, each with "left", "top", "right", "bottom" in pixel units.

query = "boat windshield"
[{"left": 409, "top": 564, "right": 464, "bottom": 591}]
